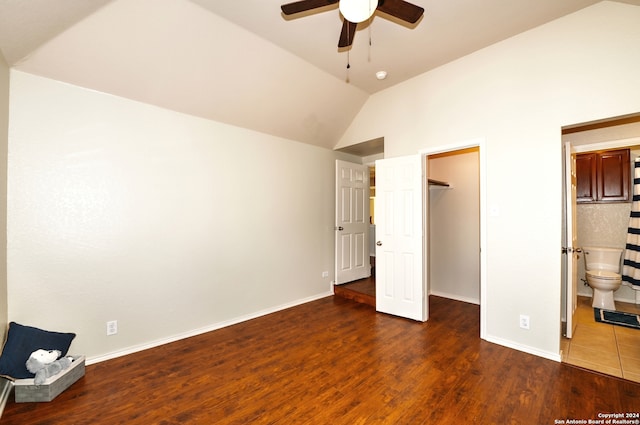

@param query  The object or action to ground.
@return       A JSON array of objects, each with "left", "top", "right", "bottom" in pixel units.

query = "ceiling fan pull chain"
[
  {"left": 346, "top": 50, "right": 351, "bottom": 83},
  {"left": 346, "top": 22, "right": 351, "bottom": 72},
  {"left": 368, "top": 20, "right": 373, "bottom": 62}
]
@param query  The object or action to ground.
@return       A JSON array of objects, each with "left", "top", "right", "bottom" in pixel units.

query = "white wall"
[
  {"left": 428, "top": 149, "right": 480, "bottom": 304},
  {"left": 338, "top": 1, "right": 640, "bottom": 359},
  {"left": 7, "top": 71, "right": 350, "bottom": 361},
  {"left": 0, "top": 54, "right": 9, "bottom": 337},
  {"left": 14, "top": 0, "right": 369, "bottom": 151}
]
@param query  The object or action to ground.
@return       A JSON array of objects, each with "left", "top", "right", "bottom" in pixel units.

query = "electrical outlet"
[
  {"left": 106, "top": 320, "right": 118, "bottom": 336},
  {"left": 519, "top": 315, "right": 530, "bottom": 330},
  {"left": 322, "top": 271, "right": 329, "bottom": 278}
]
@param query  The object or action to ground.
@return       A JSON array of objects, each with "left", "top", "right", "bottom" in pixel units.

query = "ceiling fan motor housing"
[
  {"left": 281, "top": 0, "right": 424, "bottom": 48},
  {"left": 339, "top": 0, "right": 378, "bottom": 23}
]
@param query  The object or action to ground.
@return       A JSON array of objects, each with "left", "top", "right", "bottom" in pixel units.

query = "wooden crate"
[{"left": 14, "top": 355, "right": 85, "bottom": 402}]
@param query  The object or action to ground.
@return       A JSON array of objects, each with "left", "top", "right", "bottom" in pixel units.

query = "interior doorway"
[
  {"left": 335, "top": 139, "right": 484, "bottom": 336},
  {"left": 560, "top": 114, "right": 640, "bottom": 383},
  {"left": 427, "top": 147, "right": 481, "bottom": 306}
]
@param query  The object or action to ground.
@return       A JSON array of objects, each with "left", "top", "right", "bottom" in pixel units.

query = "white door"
[
  {"left": 335, "top": 160, "right": 370, "bottom": 285},
  {"left": 375, "top": 155, "right": 427, "bottom": 321},
  {"left": 562, "top": 141, "right": 579, "bottom": 338}
]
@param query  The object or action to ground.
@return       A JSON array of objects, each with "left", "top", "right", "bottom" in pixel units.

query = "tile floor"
[{"left": 562, "top": 295, "right": 640, "bottom": 383}]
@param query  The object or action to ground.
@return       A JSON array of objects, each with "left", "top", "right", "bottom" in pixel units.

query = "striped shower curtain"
[{"left": 622, "top": 158, "right": 640, "bottom": 289}]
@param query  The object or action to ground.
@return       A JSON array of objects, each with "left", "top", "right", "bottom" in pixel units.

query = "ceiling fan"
[{"left": 281, "top": 0, "right": 424, "bottom": 48}]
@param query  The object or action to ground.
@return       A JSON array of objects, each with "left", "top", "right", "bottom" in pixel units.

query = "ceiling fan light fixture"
[{"left": 339, "top": 0, "right": 377, "bottom": 23}]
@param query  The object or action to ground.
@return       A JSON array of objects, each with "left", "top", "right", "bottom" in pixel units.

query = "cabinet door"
[
  {"left": 576, "top": 153, "right": 597, "bottom": 202},
  {"left": 576, "top": 149, "right": 630, "bottom": 203},
  {"left": 598, "top": 149, "right": 629, "bottom": 202}
]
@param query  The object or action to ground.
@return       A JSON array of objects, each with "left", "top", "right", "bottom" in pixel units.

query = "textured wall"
[{"left": 7, "top": 71, "right": 344, "bottom": 361}]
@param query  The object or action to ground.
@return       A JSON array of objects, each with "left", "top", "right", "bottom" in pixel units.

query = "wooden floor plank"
[
  {"left": 2, "top": 295, "right": 639, "bottom": 424},
  {"left": 333, "top": 277, "right": 376, "bottom": 307}
]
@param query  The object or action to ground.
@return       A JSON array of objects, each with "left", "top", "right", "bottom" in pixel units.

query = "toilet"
[{"left": 584, "top": 246, "right": 623, "bottom": 310}]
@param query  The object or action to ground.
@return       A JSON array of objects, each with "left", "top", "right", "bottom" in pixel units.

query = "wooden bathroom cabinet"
[{"left": 576, "top": 148, "right": 630, "bottom": 203}]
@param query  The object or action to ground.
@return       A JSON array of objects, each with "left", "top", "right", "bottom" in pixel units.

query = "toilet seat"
[{"left": 586, "top": 270, "right": 621, "bottom": 280}]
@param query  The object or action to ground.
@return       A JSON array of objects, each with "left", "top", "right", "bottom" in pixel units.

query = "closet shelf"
[{"left": 428, "top": 178, "right": 450, "bottom": 188}]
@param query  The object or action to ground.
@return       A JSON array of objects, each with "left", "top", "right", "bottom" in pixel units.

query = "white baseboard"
[
  {"left": 484, "top": 334, "right": 561, "bottom": 362},
  {"left": 86, "top": 290, "right": 333, "bottom": 365},
  {"left": 427, "top": 293, "right": 559, "bottom": 361},
  {"left": 88, "top": 290, "right": 563, "bottom": 366},
  {"left": 429, "top": 290, "right": 480, "bottom": 305}
]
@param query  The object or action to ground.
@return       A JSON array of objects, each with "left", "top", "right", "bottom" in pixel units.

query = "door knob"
[
  {"left": 376, "top": 241, "right": 382, "bottom": 246},
  {"left": 337, "top": 226, "right": 344, "bottom": 231}
]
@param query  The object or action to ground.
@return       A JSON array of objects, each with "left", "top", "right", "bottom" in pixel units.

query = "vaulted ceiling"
[{"left": 1, "top": 0, "right": 638, "bottom": 150}]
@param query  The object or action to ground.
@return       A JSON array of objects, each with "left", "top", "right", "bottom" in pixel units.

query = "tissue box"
[{"left": 14, "top": 355, "right": 85, "bottom": 402}]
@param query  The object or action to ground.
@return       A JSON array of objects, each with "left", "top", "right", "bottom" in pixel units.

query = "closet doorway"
[
  {"left": 427, "top": 147, "right": 481, "bottom": 306},
  {"left": 335, "top": 139, "right": 484, "bottom": 335}
]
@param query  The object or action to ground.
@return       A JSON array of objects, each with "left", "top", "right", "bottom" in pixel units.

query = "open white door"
[
  {"left": 375, "top": 155, "right": 426, "bottom": 321},
  {"left": 335, "top": 160, "right": 370, "bottom": 285},
  {"left": 562, "top": 141, "right": 579, "bottom": 338}
]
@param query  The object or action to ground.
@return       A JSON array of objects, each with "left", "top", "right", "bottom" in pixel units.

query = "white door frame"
[
  {"left": 419, "top": 138, "right": 487, "bottom": 339},
  {"left": 562, "top": 141, "right": 578, "bottom": 338}
]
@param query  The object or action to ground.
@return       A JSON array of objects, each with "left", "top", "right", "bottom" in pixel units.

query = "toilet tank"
[{"left": 583, "top": 246, "right": 623, "bottom": 272}]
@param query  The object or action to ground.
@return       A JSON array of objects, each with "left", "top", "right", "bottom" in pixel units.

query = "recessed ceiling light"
[{"left": 376, "top": 71, "right": 388, "bottom": 80}]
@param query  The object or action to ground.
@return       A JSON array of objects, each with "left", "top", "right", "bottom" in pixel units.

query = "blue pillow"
[{"left": 0, "top": 322, "right": 76, "bottom": 379}]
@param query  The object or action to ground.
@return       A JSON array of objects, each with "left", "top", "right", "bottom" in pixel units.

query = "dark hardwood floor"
[
  {"left": 2, "top": 295, "right": 639, "bottom": 424},
  {"left": 333, "top": 276, "right": 375, "bottom": 307}
]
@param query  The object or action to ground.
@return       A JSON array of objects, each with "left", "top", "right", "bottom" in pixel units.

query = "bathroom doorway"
[{"left": 560, "top": 114, "right": 640, "bottom": 382}]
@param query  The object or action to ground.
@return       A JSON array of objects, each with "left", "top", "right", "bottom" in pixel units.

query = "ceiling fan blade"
[
  {"left": 281, "top": 0, "right": 338, "bottom": 15},
  {"left": 377, "top": 0, "right": 424, "bottom": 24},
  {"left": 338, "top": 20, "right": 357, "bottom": 48}
]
